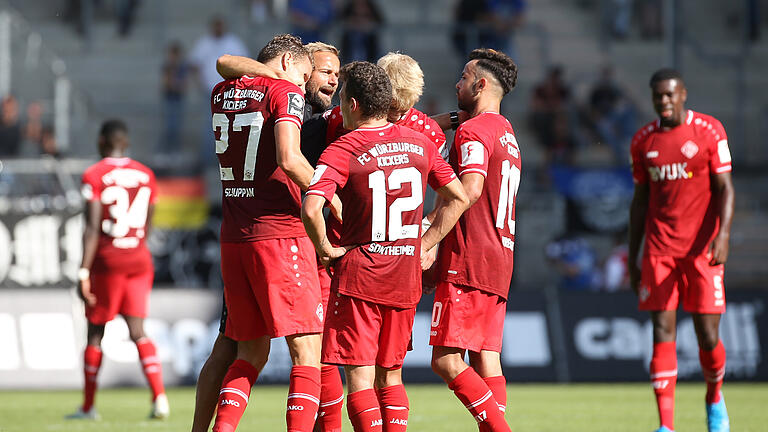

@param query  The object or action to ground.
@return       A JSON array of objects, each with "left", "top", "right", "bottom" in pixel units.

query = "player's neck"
[
  {"left": 469, "top": 100, "right": 501, "bottom": 118},
  {"left": 354, "top": 117, "right": 389, "bottom": 130}
]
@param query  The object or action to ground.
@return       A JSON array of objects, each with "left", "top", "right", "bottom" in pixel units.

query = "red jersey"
[
  {"left": 81, "top": 157, "right": 157, "bottom": 272},
  {"left": 436, "top": 112, "right": 521, "bottom": 299},
  {"left": 307, "top": 123, "right": 456, "bottom": 308},
  {"left": 211, "top": 75, "right": 306, "bottom": 242},
  {"left": 630, "top": 110, "right": 732, "bottom": 257},
  {"left": 324, "top": 106, "right": 446, "bottom": 155}
]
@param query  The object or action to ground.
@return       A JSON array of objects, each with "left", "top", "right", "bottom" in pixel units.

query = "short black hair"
[
  {"left": 340, "top": 61, "right": 392, "bottom": 119},
  {"left": 649, "top": 68, "right": 685, "bottom": 87},
  {"left": 469, "top": 48, "right": 518, "bottom": 94},
  {"left": 100, "top": 119, "right": 127, "bottom": 143},
  {"left": 257, "top": 34, "right": 310, "bottom": 65}
]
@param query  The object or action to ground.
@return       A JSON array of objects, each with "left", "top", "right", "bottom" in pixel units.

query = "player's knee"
[
  {"left": 431, "top": 354, "right": 459, "bottom": 379},
  {"left": 698, "top": 332, "right": 719, "bottom": 351},
  {"left": 128, "top": 328, "right": 146, "bottom": 342}
]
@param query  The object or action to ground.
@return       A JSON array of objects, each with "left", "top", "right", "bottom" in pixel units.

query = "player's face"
[
  {"left": 456, "top": 61, "right": 479, "bottom": 112},
  {"left": 652, "top": 78, "right": 687, "bottom": 127},
  {"left": 286, "top": 54, "right": 313, "bottom": 93},
  {"left": 305, "top": 51, "right": 341, "bottom": 112}
]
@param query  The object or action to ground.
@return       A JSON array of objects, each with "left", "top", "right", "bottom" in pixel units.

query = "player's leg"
[
  {"left": 345, "top": 365, "right": 382, "bottom": 432},
  {"left": 469, "top": 350, "right": 506, "bottom": 417},
  {"left": 468, "top": 294, "right": 508, "bottom": 418},
  {"left": 73, "top": 322, "right": 105, "bottom": 418},
  {"left": 285, "top": 333, "right": 323, "bottom": 432},
  {"left": 124, "top": 314, "right": 169, "bottom": 418},
  {"left": 315, "top": 265, "right": 344, "bottom": 432},
  {"left": 650, "top": 310, "right": 678, "bottom": 432},
  {"left": 374, "top": 367, "right": 408, "bottom": 432},
  {"left": 191, "top": 333, "right": 237, "bottom": 432},
  {"left": 693, "top": 313, "right": 729, "bottom": 432}
]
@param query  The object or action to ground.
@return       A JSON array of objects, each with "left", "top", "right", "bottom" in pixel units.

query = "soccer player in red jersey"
[
  {"left": 302, "top": 61, "right": 469, "bottom": 432},
  {"left": 427, "top": 48, "right": 520, "bottom": 432},
  {"left": 192, "top": 41, "right": 345, "bottom": 432},
  {"left": 628, "top": 69, "right": 734, "bottom": 432},
  {"left": 209, "top": 34, "right": 332, "bottom": 432},
  {"left": 70, "top": 119, "right": 168, "bottom": 420}
]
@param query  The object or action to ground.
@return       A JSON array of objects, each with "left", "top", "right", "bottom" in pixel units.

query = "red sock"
[
  {"left": 448, "top": 368, "right": 511, "bottom": 432},
  {"left": 287, "top": 365, "right": 321, "bottom": 432},
  {"left": 82, "top": 345, "right": 102, "bottom": 412},
  {"left": 483, "top": 376, "right": 507, "bottom": 415},
  {"left": 699, "top": 340, "right": 726, "bottom": 404},
  {"left": 347, "top": 389, "right": 382, "bottom": 432},
  {"left": 317, "top": 365, "right": 344, "bottom": 432},
  {"left": 136, "top": 338, "right": 165, "bottom": 400},
  {"left": 212, "top": 359, "right": 260, "bottom": 432},
  {"left": 376, "top": 384, "right": 409, "bottom": 432},
  {"left": 650, "top": 341, "right": 677, "bottom": 431}
]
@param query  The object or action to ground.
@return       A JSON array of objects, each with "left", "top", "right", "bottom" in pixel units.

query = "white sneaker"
[
  {"left": 150, "top": 393, "right": 170, "bottom": 420},
  {"left": 66, "top": 407, "right": 100, "bottom": 420}
]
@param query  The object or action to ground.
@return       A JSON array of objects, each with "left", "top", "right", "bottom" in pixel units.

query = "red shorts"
[
  {"left": 86, "top": 268, "right": 153, "bottom": 325},
  {"left": 221, "top": 237, "right": 323, "bottom": 341},
  {"left": 317, "top": 259, "right": 332, "bottom": 314},
  {"left": 429, "top": 282, "right": 506, "bottom": 353},
  {"left": 322, "top": 293, "right": 415, "bottom": 369},
  {"left": 639, "top": 253, "right": 726, "bottom": 314}
]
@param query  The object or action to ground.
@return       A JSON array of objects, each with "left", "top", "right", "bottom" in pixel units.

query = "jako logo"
[
  {"left": 221, "top": 399, "right": 240, "bottom": 407},
  {"left": 390, "top": 419, "right": 408, "bottom": 425},
  {"left": 648, "top": 163, "right": 690, "bottom": 182},
  {"left": 652, "top": 380, "right": 669, "bottom": 390},
  {"left": 474, "top": 410, "right": 488, "bottom": 423},
  {"left": 287, "top": 405, "right": 304, "bottom": 411},
  {"left": 371, "top": 419, "right": 383, "bottom": 427}
]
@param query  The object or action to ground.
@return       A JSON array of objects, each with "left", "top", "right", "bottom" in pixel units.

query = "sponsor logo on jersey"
[
  {"left": 287, "top": 93, "right": 305, "bottom": 118},
  {"left": 680, "top": 140, "right": 699, "bottom": 159},
  {"left": 646, "top": 151, "right": 659, "bottom": 159},
  {"left": 648, "top": 163, "right": 691, "bottom": 182}
]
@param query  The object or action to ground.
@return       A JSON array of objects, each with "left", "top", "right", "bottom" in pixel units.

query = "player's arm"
[
  {"left": 628, "top": 183, "right": 649, "bottom": 295},
  {"left": 709, "top": 171, "right": 734, "bottom": 265},
  {"left": 78, "top": 200, "right": 102, "bottom": 307},
  {"left": 275, "top": 121, "right": 316, "bottom": 191},
  {"left": 302, "top": 194, "right": 349, "bottom": 269},
  {"left": 430, "top": 110, "right": 470, "bottom": 132},
  {"left": 421, "top": 178, "right": 470, "bottom": 267},
  {"left": 216, "top": 54, "right": 288, "bottom": 80}
]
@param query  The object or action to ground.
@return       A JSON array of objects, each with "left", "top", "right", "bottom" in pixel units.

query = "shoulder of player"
[
  {"left": 688, "top": 110, "right": 726, "bottom": 139},
  {"left": 631, "top": 119, "right": 659, "bottom": 147}
]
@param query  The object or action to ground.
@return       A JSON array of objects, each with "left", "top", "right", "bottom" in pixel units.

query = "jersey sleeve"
[
  {"left": 306, "top": 145, "right": 349, "bottom": 201},
  {"left": 424, "top": 116, "right": 448, "bottom": 158},
  {"left": 148, "top": 168, "right": 159, "bottom": 204},
  {"left": 81, "top": 168, "right": 101, "bottom": 202},
  {"left": 453, "top": 123, "right": 491, "bottom": 177},
  {"left": 707, "top": 118, "right": 732, "bottom": 174},
  {"left": 629, "top": 129, "right": 648, "bottom": 184},
  {"left": 269, "top": 80, "right": 305, "bottom": 130}
]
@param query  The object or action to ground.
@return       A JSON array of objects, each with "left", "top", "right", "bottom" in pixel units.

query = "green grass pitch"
[{"left": 0, "top": 383, "right": 765, "bottom": 431}]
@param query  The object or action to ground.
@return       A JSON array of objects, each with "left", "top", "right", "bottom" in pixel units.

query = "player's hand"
[
  {"left": 78, "top": 278, "right": 97, "bottom": 307},
  {"left": 628, "top": 264, "right": 641, "bottom": 296},
  {"left": 329, "top": 194, "right": 343, "bottom": 223},
  {"left": 319, "top": 245, "right": 352, "bottom": 272},
  {"left": 708, "top": 232, "right": 730, "bottom": 266},
  {"left": 421, "top": 245, "right": 438, "bottom": 271}
]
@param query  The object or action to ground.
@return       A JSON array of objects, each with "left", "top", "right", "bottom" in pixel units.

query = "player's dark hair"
[
  {"left": 649, "top": 68, "right": 685, "bottom": 87},
  {"left": 257, "top": 34, "right": 311, "bottom": 65},
  {"left": 340, "top": 61, "right": 392, "bottom": 119},
  {"left": 99, "top": 119, "right": 127, "bottom": 146},
  {"left": 469, "top": 48, "right": 518, "bottom": 94}
]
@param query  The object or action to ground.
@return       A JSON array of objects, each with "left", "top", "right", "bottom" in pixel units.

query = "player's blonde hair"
[
  {"left": 305, "top": 41, "right": 340, "bottom": 58},
  {"left": 377, "top": 52, "right": 424, "bottom": 114}
]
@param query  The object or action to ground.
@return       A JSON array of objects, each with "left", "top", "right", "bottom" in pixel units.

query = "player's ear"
[
  {"left": 350, "top": 97, "right": 359, "bottom": 113},
  {"left": 680, "top": 86, "right": 687, "bottom": 104},
  {"left": 281, "top": 51, "right": 293, "bottom": 71}
]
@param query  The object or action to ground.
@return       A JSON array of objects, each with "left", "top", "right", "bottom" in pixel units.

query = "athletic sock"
[
  {"left": 212, "top": 359, "right": 260, "bottom": 432},
  {"left": 317, "top": 365, "right": 344, "bottom": 432},
  {"left": 699, "top": 340, "right": 726, "bottom": 404},
  {"left": 483, "top": 375, "right": 507, "bottom": 415},
  {"left": 448, "top": 368, "right": 511, "bottom": 432},
  {"left": 82, "top": 345, "right": 102, "bottom": 412},
  {"left": 650, "top": 341, "right": 677, "bottom": 431},
  {"left": 376, "top": 384, "right": 409, "bottom": 432},
  {"left": 286, "top": 365, "right": 321, "bottom": 432},
  {"left": 135, "top": 338, "right": 165, "bottom": 400},
  {"left": 347, "top": 389, "right": 382, "bottom": 432}
]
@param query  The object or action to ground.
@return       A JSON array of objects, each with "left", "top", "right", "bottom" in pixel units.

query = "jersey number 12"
[{"left": 368, "top": 167, "right": 423, "bottom": 241}]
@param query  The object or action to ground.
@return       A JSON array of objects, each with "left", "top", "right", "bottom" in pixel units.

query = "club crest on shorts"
[
  {"left": 680, "top": 140, "right": 699, "bottom": 159},
  {"left": 316, "top": 303, "right": 324, "bottom": 322},
  {"left": 639, "top": 285, "right": 650, "bottom": 302}
]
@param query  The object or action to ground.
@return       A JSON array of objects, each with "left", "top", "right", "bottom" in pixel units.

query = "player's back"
[
  {"left": 437, "top": 112, "right": 521, "bottom": 299},
  {"left": 311, "top": 123, "right": 454, "bottom": 308},
  {"left": 81, "top": 157, "right": 156, "bottom": 272},
  {"left": 211, "top": 75, "right": 307, "bottom": 242}
]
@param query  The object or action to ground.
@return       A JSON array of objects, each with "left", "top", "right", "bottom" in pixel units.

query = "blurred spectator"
[
  {"left": 289, "top": 0, "right": 335, "bottom": 43},
  {"left": 63, "top": 0, "right": 141, "bottom": 39},
  {"left": 0, "top": 95, "right": 21, "bottom": 157},
  {"left": 451, "top": 0, "right": 525, "bottom": 58},
  {"left": 189, "top": 16, "right": 248, "bottom": 167},
  {"left": 603, "top": 0, "right": 634, "bottom": 39},
  {"left": 484, "top": 0, "right": 526, "bottom": 58},
  {"left": 451, "top": 0, "right": 489, "bottom": 57},
  {"left": 115, "top": 0, "right": 141, "bottom": 37},
  {"left": 528, "top": 66, "right": 574, "bottom": 172},
  {"left": 159, "top": 41, "right": 189, "bottom": 159},
  {"left": 638, "top": 0, "right": 662, "bottom": 39},
  {"left": 340, "top": 0, "right": 384, "bottom": 63},
  {"left": 602, "top": 230, "right": 629, "bottom": 292},
  {"left": 249, "top": 0, "right": 271, "bottom": 23},
  {"left": 545, "top": 233, "right": 600, "bottom": 291},
  {"left": 23, "top": 101, "right": 44, "bottom": 149},
  {"left": 40, "top": 125, "right": 63, "bottom": 159},
  {"left": 588, "top": 65, "right": 636, "bottom": 165}
]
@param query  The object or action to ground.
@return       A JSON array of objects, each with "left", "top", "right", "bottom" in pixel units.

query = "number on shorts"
[{"left": 431, "top": 301, "right": 443, "bottom": 327}]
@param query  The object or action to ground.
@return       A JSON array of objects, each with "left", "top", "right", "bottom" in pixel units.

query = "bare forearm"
[
  {"left": 628, "top": 199, "right": 647, "bottom": 265},
  {"left": 216, "top": 55, "right": 281, "bottom": 80},
  {"left": 716, "top": 183, "right": 735, "bottom": 237},
  {"left": 80, "top": 228, "right": 99, "bottom": 270},
  {"left": 302, "top": 206, "right": 330, "bottom": 256},
  {"left": 422, "top": 199, "right": 465, "bottom": 251},
  {"left": 281, "top": 156, "right": 315, "bottom": 191}
]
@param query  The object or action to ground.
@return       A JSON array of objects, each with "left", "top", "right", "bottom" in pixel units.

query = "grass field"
[{"left": 0, "top": 383, "right": 765, "bottom": 431}]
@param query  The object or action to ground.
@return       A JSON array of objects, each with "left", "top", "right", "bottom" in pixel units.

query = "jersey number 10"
[{"left": 495, "top": 159, "right": 520, "bottom": 233}]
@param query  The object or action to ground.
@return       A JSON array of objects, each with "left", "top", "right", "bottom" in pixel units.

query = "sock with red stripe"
[
  {"left": 316, "top": 365, "right": 344, "bottom": 432},
  {"left": 376, "top": 384, "right": 409, "bottom": 432},
  {"left": 212, "top": 359, "right": 260, "bottom": 432},
  {"left": 82, "top": 345, "right": 102, "bottom": 412},
  {"left": 287, "top": 365, "right": 321, "bottom": 432},
  {"left": 136, "top": 338, "right": 165, "bottom": 400},
  {"left": 448, "top": 368, "right": 511, "bottom": 432},
  {"left": 483, "top": 375, "right": 507, "bottom": 416},
  {"left": 650, "top": 341, "right": 677, "bottom": 431},
  {"left": 699, "top": 340, "right": 726, "bottom": 404},
  {"left": 347, "top": 389, "right": 382, "bottom": 432}
]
